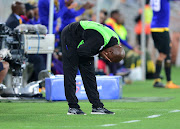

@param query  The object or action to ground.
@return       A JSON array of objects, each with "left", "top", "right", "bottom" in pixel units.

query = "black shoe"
[
  {"left": 91, "top": 107, "right": 115, "bottom": 114},
  {"left": 153, "top": 82, "right": 165, "bottom": 88},
  {"left": 67, "top": 108, "right": 86, "bottom": 115}
]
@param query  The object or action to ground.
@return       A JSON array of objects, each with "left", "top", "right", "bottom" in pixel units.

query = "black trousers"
[
  {"left": 28, "top": 54, "right": 46, "bottom": 82},
  {"left": 61, "top": 26, "right": 104, "bottom": 109}
]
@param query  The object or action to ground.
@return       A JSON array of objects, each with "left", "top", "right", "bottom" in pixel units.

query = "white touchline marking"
[
  {"left": 146, "top": 115, "right": 161, "bottom": 118},
  {"left": 24, "top": 109, "right": 180, "bottom": 128},
  {"left": 110, "top": 109, "right": 169, "bottom": 111},
  {"left": 169, "top": 110, "right": 180, "bottom": 113},
  {"left": 101, "top": 124, "right": 117, "bottom": 127},
  {"left": 122, "top": 120, "right": 141, "bottom": 123}
]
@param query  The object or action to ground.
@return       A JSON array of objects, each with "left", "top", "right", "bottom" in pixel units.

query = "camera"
[
  {"left": 0, "top": 24, "right": 55, "bottom": 97},
  {"left": 0, "top": 24, "right": 26, "bottom": 88}
]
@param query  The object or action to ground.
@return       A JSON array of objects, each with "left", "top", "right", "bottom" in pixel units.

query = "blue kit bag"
[{"left": 45, "top": 75, "right": 122, "bottom": 101}]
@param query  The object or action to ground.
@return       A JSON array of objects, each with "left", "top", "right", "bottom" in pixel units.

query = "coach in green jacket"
[{"left": 61, "top": 21, "right": 125, "bottom": 115}]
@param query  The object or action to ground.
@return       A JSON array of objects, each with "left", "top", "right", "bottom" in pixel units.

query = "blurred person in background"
[
  {"left": 104, "top": 10, "right": 140, "bottom": 75},
  {"left": 59, "top": 0, "right": 94, "bottom": 32},
  {"left": 33, "top": 4, "right": 40, "bottom": 24},
  {"left": 105, "top": 10, "right": 155, "bottom": 78},
  {"left": 21, "top": 3, "right": 36, "bottom": 24},
  {"left": 38, "top": 0, "right": 62, "bottom": 33},
  {"left": 151, "top": 0, "right": 180, "bottom": 88},
  {"left": 134, "top": 0, "right": 156, "bottom": 79},
  {"left": 58, "top": 0, "right": 94, "bottom": 50},
  {"left": 101, "top": 9, "right": 108, "bottom": 22},
  {"left": 134, "top": 0, "right": 152, "bottom": 47},
  {"left": 38, "top": 0, "right": 64, "bottom": 75},
  {"left": 6, "top": 1, "right": 25, "bottom": 30},
  {"left": 28, "top": 0, "right": 40, "bottom": 24},
  {"left": 106, "top": 10, "right": 141, "bottom": 54}
]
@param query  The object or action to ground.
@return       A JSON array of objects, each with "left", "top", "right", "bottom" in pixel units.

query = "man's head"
[
  {"left": 91, "top": 10, "right": 107, "bottom": 24},
  {"left": 91, "top": 13, "right": 96, "bottom": 22},
  {"left": 99, "top": 11, "right": 106, "bottom": 24},
  {"left": 110, "top": 10, "right": 124, "bottom": 24},
  {"left": 100, "top": 45, "right": 125, "bottom": 63},
  {"left": 110, "top": 10, "right": 120, "bottom": 22},
  {"left": 25, "top": 3, "right": 35, "bottom": 19},
  {"left": 100, "top": 9, "right": 108, "bottom": 24},
  {"left": 11, "top": 1, "right": 25, "bottom": 16}
]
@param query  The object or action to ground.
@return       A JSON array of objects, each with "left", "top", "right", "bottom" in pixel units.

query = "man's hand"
[
  {"left": 133, "top": 47, "right": 142, "bottom": 55},
  {"left": 99, "top": 51, "right": 112, "bottom": 62},
  {"left": 67, "top": 2, "right": 78, "bottom": 9},
  {"left": 82, "top": 2, "right": 94, "bottom": 9},
  {"left": 99, "top": 45, "right": 125, "bottom": 63}
]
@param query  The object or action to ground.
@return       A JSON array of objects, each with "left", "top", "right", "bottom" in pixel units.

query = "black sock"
[
  {"left": 155, "top": 60, "right": 162, "bottom": 79},
  {"left": 165, "top": 61, "right": 171, "bottom": 82}
]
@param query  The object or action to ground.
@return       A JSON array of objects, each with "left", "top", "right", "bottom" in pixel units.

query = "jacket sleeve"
[
  {"left": 119, "top": 37, "right": 133, "bottom": 50},
  {"left": 5, "top": 15, "right": 19, "bottom": 30},
  {"left": 70, "top": 8, "right": 85, "bottom": 17},
  {"left": 54, "top": 0, "right": 67, "bottom": 20},
  {"left": 38, "top": 0, "right": 62, "bottom": 22},
  {"left": 38, "top": 0, "right": 49, "bottom": 25}
]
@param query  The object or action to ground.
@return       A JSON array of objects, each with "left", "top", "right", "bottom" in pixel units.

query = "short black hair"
[
  {"left": 25, "top": 3, "right": 36, "bottom": 12},
  {"left": 11, "top": 1, "right": 23, "bottom": 12},
  {"left": 110, "top": 10, "right": 119, "bottom": 17},
  {"left": 146, "top": 0, "right": 150, "bottom": 4}
]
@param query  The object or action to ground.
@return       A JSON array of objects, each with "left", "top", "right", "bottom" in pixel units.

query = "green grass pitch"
[{"left": 0, "top": 67, "right": 180, "bottom": 129}]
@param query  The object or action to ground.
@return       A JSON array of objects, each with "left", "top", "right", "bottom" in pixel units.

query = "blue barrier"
[{"left": 45, "top": 75, "right": 122, "bottom": 101}]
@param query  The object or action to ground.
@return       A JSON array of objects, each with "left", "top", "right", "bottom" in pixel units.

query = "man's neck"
[
  {"left": 110, "top": 18, "right": 117, "bottom": 23},
  {"left": 13, "top": 12, "right": 20, "bottom": 16}
]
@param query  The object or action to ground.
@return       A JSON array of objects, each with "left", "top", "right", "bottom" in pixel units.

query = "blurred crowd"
[{"left": 3, "top": 0, "right": 180, "bottom": 83}]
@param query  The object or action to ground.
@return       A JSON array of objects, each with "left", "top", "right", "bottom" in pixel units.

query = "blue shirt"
[
  {"left": 150, "top": 0, "right": 170, "bottom": 29},
  {"left": 32, "top": 18, "right": 41, "bottom": 24},
  {"left": 14, "top": 13, "right": 21, "bottom": 20},
  {"left": 59, "top": 0, "right": 85, "bottom": 31},
  {"left": 38, "top": 0, "right": 63, "bottom": 33}
]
